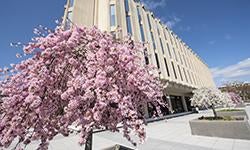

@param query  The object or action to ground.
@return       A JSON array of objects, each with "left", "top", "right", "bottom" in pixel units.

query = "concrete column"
[
  {"left": 166, "top": 95, "right": 173, "bottom": 114},
  {"left": 181, "top": 96, "right": 188, "bottom": 112}
]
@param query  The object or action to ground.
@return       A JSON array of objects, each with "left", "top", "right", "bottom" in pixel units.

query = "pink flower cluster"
[
  {"left": 0, "top": 26, "right": 163, "bottom": 149},
  {"left": 228, "top": 92, "right": 243, "bottom": 105}
]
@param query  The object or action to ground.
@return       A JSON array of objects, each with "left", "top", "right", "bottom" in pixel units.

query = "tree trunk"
[
  {"left": 211, "top": 105, "right": 217, "bottom": 118},
  {"left": 85, "top": 130, "right": 93, "bottom": 150}
]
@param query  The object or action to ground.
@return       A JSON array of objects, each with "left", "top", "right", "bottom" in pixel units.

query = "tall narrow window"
[
  {"left": 110, "top": 4, "right": 116, "bottom": 28},
  {"left": 171, "top": 62, "right": 177, "bottom": 79},
  {"left": 164, "top": 58, "right": 170, "bottom": 77},
  {"left": 125, "top": 0, "right": 130, "bottom": 13},
  {"left": 124, "top": 0, "right": 132, "bottom": 35},
  {"left": 191, "top": 73, "right": 196, "bottom": 85},
  {"left": 144, "top": 50, "right": 149, "bottom": 65},
  {"left": 147, "top": 14, "right": 156, "bottom": 49},
  {"left": 126, "top": 16, "right": 132, "bottom": 35},
  {"left": 147, "top": 14, "right": 152, "bottom": 29},
  {"left": 170, "top": 34, "right": 174, "bottom": 45},
  {"left": 188, "top": 71, "right": 193, "bottom": 84},
  {"left": 174, "top": 37, "right": 179, "bottom": 49},
  {"left": 178, "top": 65, "right": 183, "bottom": 81},
  {"left": 136, "top": 6, "right": 141, "bottom": 22},
  {"left": 155, "top": 53, "right": 160, "bottom": 69},
  {"left": 193, "top": 74, "right": 197, "bottom": 85},
  {"left": 65, "top": 11, "right": 73, "bottom": 29},
  {"left": 183, "top": 68, "right": 188, "bottom": 83},
  {"left": 178, "top": 51, "right": 183, "bottom": 64},
  {"left": 166, "top": 43, "right": 172, "bottom": 58},
  {"left": 173, "top": 48, "right": 178, "bottom": 62},
  {"left": 183, "top": 55, "right": 187, "bottom": 67},
  {"left": 151, "top": 33, "right": 156, "bottom": 49},
  {"left": 163, "top": 30, "right": 167, "bottom": 40},
  {"left": 157, "top": 26, "right": 160, "bottom": 35},
  {"left": 137, "top": 7, "right": 145, "bottom": 42},
  {"left": 69, "top": 0, "right": 74, "bottom": 7},
  {"left": 140, "top": 25, "right": 145, "bottom": 42},
  {"left": 159, "top": 38, "right": 164, "bottom": 54}
]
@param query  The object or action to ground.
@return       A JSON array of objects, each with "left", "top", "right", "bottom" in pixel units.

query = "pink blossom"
[{"left": 0, "top": 26, "right": 163, "bottom": 149}]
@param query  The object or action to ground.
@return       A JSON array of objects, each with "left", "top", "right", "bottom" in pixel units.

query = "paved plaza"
[{"left": 17, "top": 106, "right": 250, "bottom": 150}]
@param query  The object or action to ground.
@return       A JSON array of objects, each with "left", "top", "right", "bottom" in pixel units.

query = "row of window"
[{"left": 107, "top": 0, "right": 206, "bottom": 86}]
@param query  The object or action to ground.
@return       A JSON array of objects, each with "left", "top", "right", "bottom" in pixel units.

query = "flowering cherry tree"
[
  {"left": 190, "top": 87, "right": 231, "bottom": 118},
  {"left": 0, "top": 26, "right": 164, "bottom": 149},
  {"left": 227, "top": 92, "right": 243, "bottom": 107}
]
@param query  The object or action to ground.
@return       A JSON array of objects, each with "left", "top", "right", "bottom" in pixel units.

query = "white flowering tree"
[{"left": 190, "top": 87, "right": 231, "bottom": 118}]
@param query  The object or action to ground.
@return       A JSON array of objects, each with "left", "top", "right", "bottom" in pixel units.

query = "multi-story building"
[{"left": 62, "top": 0, "right": 215, "bottom": 117}]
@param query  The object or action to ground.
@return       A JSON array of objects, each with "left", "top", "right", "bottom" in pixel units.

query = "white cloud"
[
  {"left": 165, "top": 16, "right": 181, "bottom": 29},
  {"left": 210, "top": 58, "right": 250, "bottom": 86},
  {"left": 141, "top": 0, "right": 166, "bottom": 10},
  {"left": 142, "top": 1, "right": 189, "bottom": 30}
]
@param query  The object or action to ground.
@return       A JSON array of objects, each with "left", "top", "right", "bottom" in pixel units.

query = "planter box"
[
  {"left": 217, "top": 110, "right": 248, "bottom": 119},
  {"left": 189, "top": 118, "right": 250, "bottom": 140},
  {"left": 103, "top": 144, "right": 134, "bottom": 150}
]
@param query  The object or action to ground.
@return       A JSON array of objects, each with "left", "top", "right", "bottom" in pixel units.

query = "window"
[
  {"left": 151, "top": 33, "right": 156, "bottom": 49},
  {"left": 178, "top": 65, "right": 183, "bottom": 81},
  {"left": 126, "top": 16, "right": 132, "bottom": 35},
  {"left": 193, "top": 74, "right": 197, "bottom": 85},
  {"left": 188, "top": 71, "right": 193, "bottom": 84},
  {"left": 173, "top": 48, "right": 178, "bottom": 62},
  {"left": 65, "top": 11, "right": 73, "bottom": 29},
  {"left": 110, "top": 4, "right": 116, "bottom": 28},
  {"left": 174, "top": 37, "right": 179, "bottom": 49},
  {"left": 140, "top": 25, "right": 145, "bottom": 42},
  {"left": 125, "top": 0, "right": 130, "bottom": 13},
  {"left": 164, "top": 58, "right": 170, "bottom": 77},
  {"left": 147, "top": 14, "right": 152, "bottom": 29},
  {"left": 178, "top": 51, "right": 183, "bottom": 64},
  {"left": 146, "top": 14, "right": 156, "bottom": 49},
  {"left": 144, "top": 50, "right": 149, "bottom": 65},
  {"left": 155, "top": 53, "right": 160, "bottom": 69},
  {"left": 69, "top": 0, "right": 74, "bottom": 7},
  {"left": 191, "top": 73, "right": 196, "bottom": 85},
  {"left": 183, "top": 55, "right": 187, "bottom": 67},
  {"left": 166, "top": 43, "right": 172, "bottom": 58},
  {"left": 163, "top": 30, "right": 167, "bottom": 40},
  {"left": 186, "top": 58, "right": 190, "bottom": 68},
  {"left": 183, "top": 68, "right": 188, "bottom": 83},
  {"left": 159, "top": 38, "right": 164, "bottom": 54},
  {"left": 157, "top": 26, "right": 160, "bottom": 35},
  {"left": 124, "top": 0, "right": 132, "bottom": 35},
  {"left": 171, "top": 62, "right": 177, "bottom": 79},
  {"left": 170, "top": 34, "right": 174, "bottom": 45},
  {"left": 137, "top": 7, "right": 145, "bottom": 42},
  {"left": 136, "top": 6, "right": 141, "bottom": 22}
]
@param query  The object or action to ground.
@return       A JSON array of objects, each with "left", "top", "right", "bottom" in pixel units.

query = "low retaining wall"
[
  {"left": 146, "top": 111, "right": 193, "bottom": 123},
  {"left": 103, "top": 144, "right": 134, "bottom": 150},
  {"left": 217, "top": 110, "right": 248, "bottom": 119},
  {"left": 189, "top": 118, "right": 250, "bottom": 140}
]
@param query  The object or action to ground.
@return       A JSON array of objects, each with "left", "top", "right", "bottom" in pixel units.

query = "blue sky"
[
  {"left": 142, "top": 0, "right": 250, "bottom": 86},
  {"left": 0, "top": 0, "right": 250, "bottom": 86}
]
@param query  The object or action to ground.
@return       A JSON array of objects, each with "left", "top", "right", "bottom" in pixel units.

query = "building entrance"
[
  {"left": 170, "top": 95, "right": 184, "bottom": 113},
  {"left": 185, "top": 96, "right": 193, "bottom": 111}
]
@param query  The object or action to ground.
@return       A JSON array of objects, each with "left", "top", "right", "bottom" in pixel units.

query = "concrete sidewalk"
[
  {"left": 11, "top": 107, "right": 250, "bottom": 150},
  {"left": 93, "top": 109, "right": 250, "bottom": 150}
]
